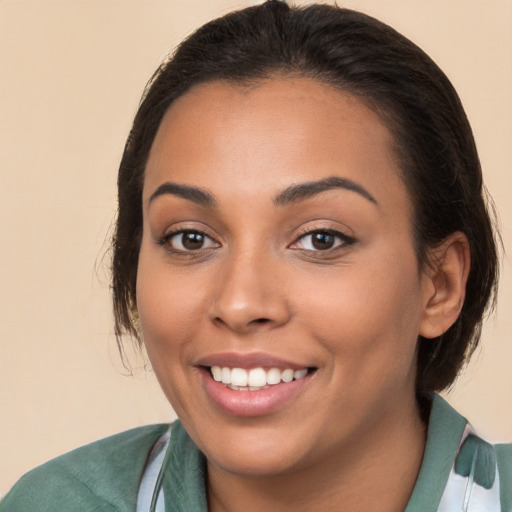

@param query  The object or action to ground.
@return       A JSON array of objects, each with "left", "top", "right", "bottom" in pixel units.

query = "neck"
[{"left": 207, "top": 394, "right": 427, "bottom": 512}]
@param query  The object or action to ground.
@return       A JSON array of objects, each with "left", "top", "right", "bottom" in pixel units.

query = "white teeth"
[
  {"left": 281, "top": 369, "right": 294, "bottom": 383},
  {"left": 221, "top": 367, "right": 231, "bottom": 384},
  {"left": 294, "top": 369, "right": 308, "bottom": 380},
  {"left": 210, "top": 365, "right": 310, "bottom": 390},
  {"left": 231, "top": 368, "right": 248, "bottom": 387},
  {"left": 211, "top": 366, "right": 222, "bottom": 382},
  {"left": 228, "top": 384, "right": 270, "bottom": 391},
  {"left": 266, "top": 368, "right": 281, "bottom": 385},
  {"left": 248, "top": 368, "right": 267, "bottom": 387}
]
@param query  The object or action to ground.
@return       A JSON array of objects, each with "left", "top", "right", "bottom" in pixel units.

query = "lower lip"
[{"left": 199, "top": 368, "right": 313, "bottom": 417}]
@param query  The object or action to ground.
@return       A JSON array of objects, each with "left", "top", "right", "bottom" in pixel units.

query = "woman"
[{"left": 2, "top": 1, "right": 510, "bottom": 511}]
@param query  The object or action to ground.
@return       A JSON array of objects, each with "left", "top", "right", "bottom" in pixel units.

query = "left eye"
[
  {"left": 166, "top": 230, "right": 219, "bottom": 251},
  {"left": 292, "top": 230, "right": 350, "bottom": 251}
]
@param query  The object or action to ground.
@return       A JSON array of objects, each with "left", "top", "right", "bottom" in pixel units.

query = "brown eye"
[
  {"left": 181, "top": 231, "right": 206, "bottom": 250},
  {"left": 291, "top": 229, "right": 355, "bottom": 252},
  {"left": 311, "top": 232, "right": 336, "bottom": 250},
  {"left": 167, "top": 230, "right": 219, "bottom": 251}
]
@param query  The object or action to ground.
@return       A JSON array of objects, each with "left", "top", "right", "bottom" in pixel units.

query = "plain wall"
[{"left": 1, "top": 0, "right": 511, "bottom": 494}]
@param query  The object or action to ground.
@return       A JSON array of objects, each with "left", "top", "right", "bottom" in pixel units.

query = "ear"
[{"left": 419, "top": 232, "right": 471, "bottom": 339}]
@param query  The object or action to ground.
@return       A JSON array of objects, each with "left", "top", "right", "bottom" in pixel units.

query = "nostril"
[{"left": 253, "top": 318, "right": 271, "bottom": 324}]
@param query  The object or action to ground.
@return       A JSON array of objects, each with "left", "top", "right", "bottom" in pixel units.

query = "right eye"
[{"left": 161, "top": 230, "right": 220, "bottom": 252}]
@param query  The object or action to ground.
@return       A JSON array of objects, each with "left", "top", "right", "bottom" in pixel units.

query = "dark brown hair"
[{"left": 112, "top": 0, "right": 499, "bottom": 392}]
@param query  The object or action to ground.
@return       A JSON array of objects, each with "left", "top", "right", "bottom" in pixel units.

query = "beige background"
[{"left": 1, "top": 0, "right": 511, "bottom": 495}]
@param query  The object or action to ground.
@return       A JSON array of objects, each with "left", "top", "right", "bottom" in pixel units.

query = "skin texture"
[{"left": 136, "top": 78, "right": 469, "bottom": 511}]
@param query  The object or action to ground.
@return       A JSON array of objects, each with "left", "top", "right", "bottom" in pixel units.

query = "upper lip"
[{"left": 195, "top": 352, "right": 313, "bottom": 370}]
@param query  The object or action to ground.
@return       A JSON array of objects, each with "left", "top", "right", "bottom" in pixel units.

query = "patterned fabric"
[
  {"left": 438, "top": 425, "right": 501, "bottom": 512},
  {"left": 2, "top": 396, "right": 510, "bottom": 511},
  {"left": 137, "top": 396, "right": 511, "bottom": 512},
  {"left": 0, "top": 424, "right": 169, "bottom": 512},
  {"left": 136, "top": 429, "right": 169, "bottom": 512}
]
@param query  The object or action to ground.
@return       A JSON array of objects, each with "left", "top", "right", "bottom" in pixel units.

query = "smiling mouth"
[{"left": 208, "top": 366, "right": 316, "bottom": 391}]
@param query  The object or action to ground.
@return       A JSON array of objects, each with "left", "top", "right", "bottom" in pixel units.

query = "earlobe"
[{"left": 419, "top": 232, "right": 471, "bottom": 339}]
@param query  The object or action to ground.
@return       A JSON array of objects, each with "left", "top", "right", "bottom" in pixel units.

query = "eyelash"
[
  {"left": 156, "top": 227, "right": 355, "bottom": 255},
  {"left": 290, "top": 228, "right": 356, "bottom": 253},
  {"left": 155, "top": 229, "right": 219, "bottom": 253}
]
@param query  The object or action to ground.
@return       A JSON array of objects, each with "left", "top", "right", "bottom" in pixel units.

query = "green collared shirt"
[{"left": 2, "top": 396, "right": 511, "bottom": 511}]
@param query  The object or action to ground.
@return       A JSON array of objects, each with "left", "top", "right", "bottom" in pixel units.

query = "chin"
[
  {"left": 207, "top": 442, "right": 312, "bottom": 478},
  {"left": 184, "top": 413, "right": 324, "bottom": 479}
]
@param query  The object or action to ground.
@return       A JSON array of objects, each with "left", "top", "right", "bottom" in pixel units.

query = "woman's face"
[{"left": 137, "top": 78, "right": 435, "bottom": 477}]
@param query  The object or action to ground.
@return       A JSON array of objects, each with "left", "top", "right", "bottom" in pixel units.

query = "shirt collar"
[{"left": 162, "top": 395, "right": 468, "bottom": 512}]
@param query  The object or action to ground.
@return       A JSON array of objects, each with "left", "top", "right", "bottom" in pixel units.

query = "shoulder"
[
  {"left": 495, "top": 442, "right": 512, "bottom": 508},
  {"left": 1, "top": 424, "right": 169, "bottom": 512},
  {"left": 406, "top": 395, "right": 512, "bottom": 511},
  {"left": 495, "top": 441, "right": 512, "bottom": 463}
]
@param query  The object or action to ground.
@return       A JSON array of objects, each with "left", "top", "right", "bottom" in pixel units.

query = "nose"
[{"left": 209, "top": 248, "right": 291, "bottom": 334}]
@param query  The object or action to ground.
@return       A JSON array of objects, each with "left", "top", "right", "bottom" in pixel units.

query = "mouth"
[
  {"left": 196, "top": 353, "right": 317, "bottom": 416},
  {"left": 207, "top": 365, "right": 315, "bottom": 391}
]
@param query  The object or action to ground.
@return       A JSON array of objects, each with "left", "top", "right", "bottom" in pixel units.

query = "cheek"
[
  {"left": 135, "top": 247, "right": 200, "bottom": 364},
  {"left": 135, "top": 251, "right": 201, "bottom": 416},
  {"left": 301, "top": 251, "right": 424, "bottom": 380}
]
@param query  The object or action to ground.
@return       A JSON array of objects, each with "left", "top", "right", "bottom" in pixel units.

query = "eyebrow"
[
  {"left": 148, "top": 175, "right": 377, "bottom": 209},
  {"left": 148, "top": 182, "right": 217, "bottom": 208},
  {"left": 274, "top": 176, "right": 378, "bottom": 206}
]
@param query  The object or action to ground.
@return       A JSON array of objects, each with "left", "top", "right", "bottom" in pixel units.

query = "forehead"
[{"left": 144, "top": 77, "right": 407, "bottom": 209}]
